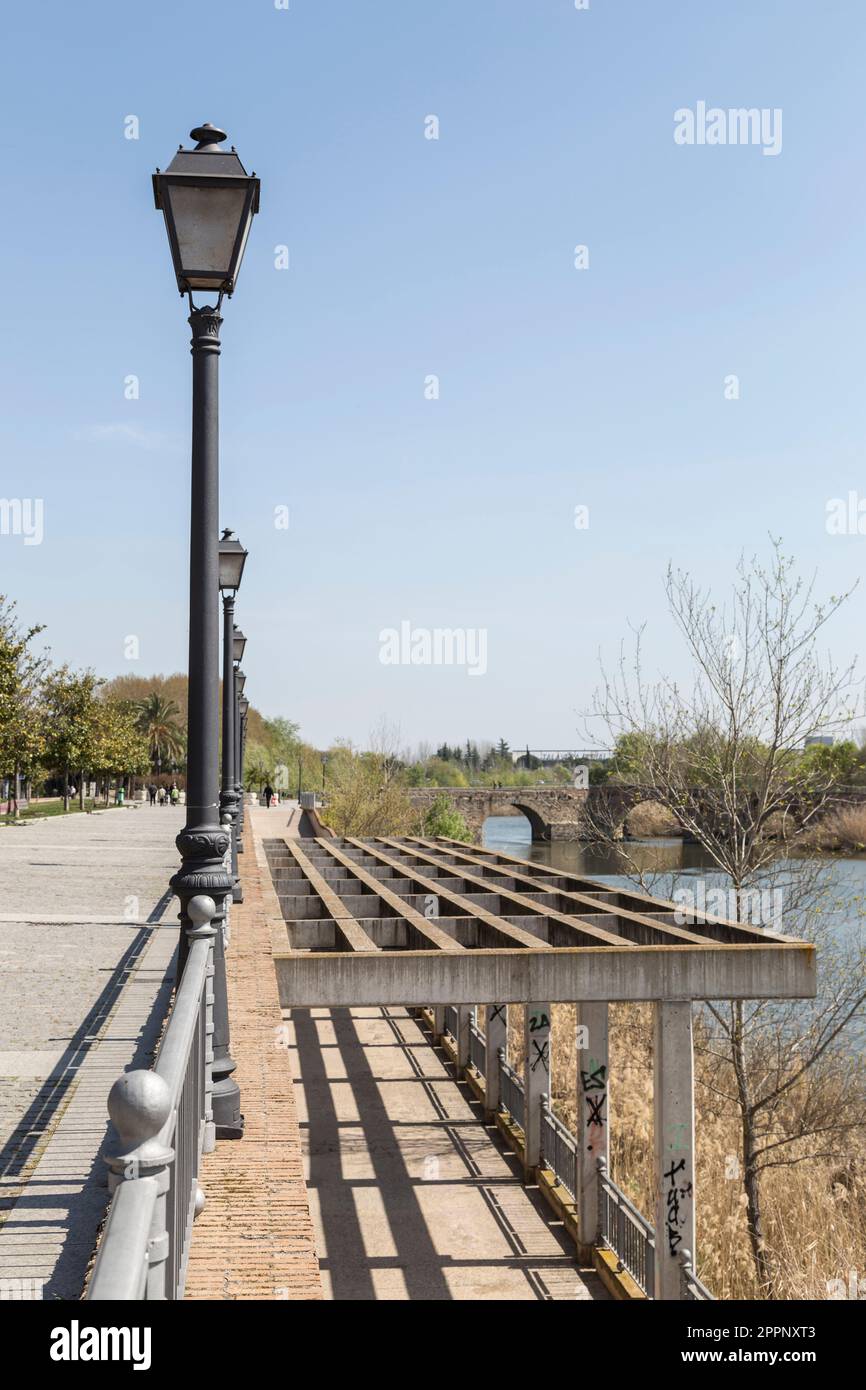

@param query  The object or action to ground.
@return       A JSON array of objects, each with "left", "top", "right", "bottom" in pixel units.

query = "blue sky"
[{"left": 2, "top": 0, "right": 865, "bottom": 750}]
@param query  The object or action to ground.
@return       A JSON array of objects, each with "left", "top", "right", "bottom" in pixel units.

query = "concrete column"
[
  {"left": 484, "top": 1004, "right": 507, "bottom": 1114},
  {"left": 432, "top": 1005, "right": 445, "bottom": 1041},
  {"left": 576, "top": 1003, "right": 609, "bottom": 1247},
  {"left": 653, "top": 1001, "right": 695, "bottom": 1301},
  {"left": 522, "top": 1003, "right": 551, "bottom": 1175},
  {"left": 456, "top": 1005, "right": 472, "bottom": 1071}
]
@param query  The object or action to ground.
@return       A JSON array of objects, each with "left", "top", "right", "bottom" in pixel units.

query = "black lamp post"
[
  {"left": 154, "top": 123, "right": 259, "bottom": 1142},
  {"left": 321, "top": 754, "right": 328, "bottom": 796},
  {"left": 234, "top": 668, "right": 246, "bottom": 851},
  {"left": 238, "top": 696, "right": 250, "bottom": 810},
  {"left": 233, "top": 628, "right": 247, "bottom": 852},
  {"left": 218, "top": 530, "right": 247, "bottom": 904}
]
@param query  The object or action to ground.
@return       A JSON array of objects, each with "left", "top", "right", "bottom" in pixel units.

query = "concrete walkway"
[
  {"left": 288, "top": 1006, "right": 606, "bottom": 1300},
  {"left": 0, "top": 805, "right": 180, "bottom": 1299}
]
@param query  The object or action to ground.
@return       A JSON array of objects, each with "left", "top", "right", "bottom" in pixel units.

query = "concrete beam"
[{"left": 273, "top": 942, "right": 816, "bottom": 1008}]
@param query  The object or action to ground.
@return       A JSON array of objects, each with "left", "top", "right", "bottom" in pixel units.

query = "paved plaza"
[{"left": 0, "top": 805, "right": 181, "bottom": 1298}]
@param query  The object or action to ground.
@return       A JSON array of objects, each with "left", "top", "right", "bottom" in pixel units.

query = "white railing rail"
[{"left": 88, "top": 895, "right": 216, "bottom": 1301}]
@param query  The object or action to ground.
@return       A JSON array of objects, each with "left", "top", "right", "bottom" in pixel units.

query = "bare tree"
[{"left": 588, "top": 542, "right": 866, "bottom": 1295}]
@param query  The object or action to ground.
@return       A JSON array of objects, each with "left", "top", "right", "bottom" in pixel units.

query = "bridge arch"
[{"left": 483, "top": 799, "right": 550, "bottom": 841}]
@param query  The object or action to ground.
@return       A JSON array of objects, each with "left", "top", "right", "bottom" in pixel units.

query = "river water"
[{"left": 482, "top": 815, "right": 866, "bottom": 951}]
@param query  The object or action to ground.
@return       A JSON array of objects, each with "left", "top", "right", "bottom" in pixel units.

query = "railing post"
[
  {"left": 522, "top": 1003, "right": 550, "bottom": 1177},
  {"left": 186, "top": 895, "right": 217, "bottom": 1153},
  {"left": 484, "top": 1004, "right": 507, "bottom": 1117},
  {"left": 576, "top": 1002, "right": 609, "bottom": 1248},
  {"left": 432, "top": 1006, "right": 445, "bottom": 1041},
  {"left": 679, "top": 1249, "right": 695, "bottom": 1300},
  {"left": 105, "top": 1070, "right": 174, "bottom": 1301},
  {"left": 596, "top": 1155, "right": 607, "bottom": 1248},
  {"left": 455, "top": 1005, "right": 472, "bottom": 1072},
  {"left": 653, "top": 1001, "right": 695, "bottom": 1300},
  {"left": 539, "top": 1094, "right": 553, "bottom": 1179}
]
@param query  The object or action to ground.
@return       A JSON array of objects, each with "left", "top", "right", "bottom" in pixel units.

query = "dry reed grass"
[
  {"left": 800, "top": 805, "right": 866, "bottom": 854},
  {"left": 528, "top": 1003, "right": 866, "bottom": 1299}
]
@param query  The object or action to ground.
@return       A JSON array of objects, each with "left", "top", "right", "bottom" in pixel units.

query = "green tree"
[
  {"left": 42, "top": 667, "right": 104, "bottom": 810},
  {"left": 419, "top": 794, "right": 473, "bottom": 842},
  {"left": 0, "top": 597, "right": 47, "bottom": 815},
  {"left": 94, "top": 699, "right": 151, "bottom": 797},
  {"left": 137, "top": 693, "right": 185, "bottom": 779}
]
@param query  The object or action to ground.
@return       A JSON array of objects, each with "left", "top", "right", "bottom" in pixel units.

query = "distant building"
[{"left": 804, "top": 736, "right": 834, "bottom": 748}]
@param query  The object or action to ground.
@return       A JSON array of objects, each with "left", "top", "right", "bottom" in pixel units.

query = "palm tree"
[{"left": 137, "top": 693, "right": 184, "bottom": 779}]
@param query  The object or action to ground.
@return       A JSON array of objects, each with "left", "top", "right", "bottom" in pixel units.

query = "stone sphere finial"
[
  {"left": 108, "top": 1070, "right": 172, "bottom": 1152},
  {"left": 188, "top": 895, "right": 216, "bottom": 929}
]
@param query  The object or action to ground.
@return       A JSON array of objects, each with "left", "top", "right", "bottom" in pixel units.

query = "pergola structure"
[{"left": 267, "top": 834, "right": 816, "bottom": 1299}]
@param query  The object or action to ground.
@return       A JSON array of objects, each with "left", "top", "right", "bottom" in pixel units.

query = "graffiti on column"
[
  {"left": 580, "top": 1059, "right": 607, "bottom": 1154},
  {"left": 528, "top": 1010, "right": 550, "bottom": 1075},
  {"left": 663, "top": 1122, "right": 693, "bottom": 1256}
]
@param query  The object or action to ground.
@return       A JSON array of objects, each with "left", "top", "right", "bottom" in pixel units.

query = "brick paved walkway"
[{"left": 183, "top": 808, "right": 321, "bottom": 1300}]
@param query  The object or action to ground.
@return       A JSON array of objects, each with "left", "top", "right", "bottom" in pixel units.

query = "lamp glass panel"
[
  {"left": 219, "top": 550, "right": 245, "bottom": 589},
  {"left": 168, "top": 184, "right": 248, "bottom": 283}
]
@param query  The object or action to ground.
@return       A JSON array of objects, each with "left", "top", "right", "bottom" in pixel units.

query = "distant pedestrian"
[
  {"left": 148, "top": 783, "right": 157, "bottom": 806},
  {"left": 263, "top": 783, "right": 274, "bottom": 809},
  {"left": 158, "top": 786, "right": 166, "bottom": 806}
]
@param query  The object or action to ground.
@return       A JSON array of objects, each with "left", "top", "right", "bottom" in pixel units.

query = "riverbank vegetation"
[
  {"left": 584, "top": 541, "right": 866, "bottom": 1295},
  {"left": 545, "top": 1002, "right": 866, "bottom": 1300}
]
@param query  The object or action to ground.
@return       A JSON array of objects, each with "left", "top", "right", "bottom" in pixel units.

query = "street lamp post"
[
  {"left": 233, "top": 628, "right": 247, "bottom": 852},
  {"left": 153, "top": 123, "right": 259, "bottom": 1141},
  {"left": 238, "top": 697, "right": 250, "bottom": 810},
  {"left": 219, "top": 531, "right": 247, "bottom": 904},
  {"left": 234, "top": 667, "right": 246, "bottom": 851}
]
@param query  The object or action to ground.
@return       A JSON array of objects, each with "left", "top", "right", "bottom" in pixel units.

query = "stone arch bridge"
[
  {"left": 407, "top": 785, "right": 656, "bottom": 842},
  {"left": 407, "top": 784, "right": 866, "bottom": 843}
]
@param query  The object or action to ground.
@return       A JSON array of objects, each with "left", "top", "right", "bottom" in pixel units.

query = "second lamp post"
[{"left": 218, "top": 530, "right": 247, "bottom": 903}]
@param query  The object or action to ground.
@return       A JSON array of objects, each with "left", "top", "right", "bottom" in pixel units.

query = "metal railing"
[
  {"left": 680, "top": 1249, "right": 715, "bottom": 1301},
  {"left": 497, "top": 1048, "right": 524, "bottom": 1128},
  {"left": 88, "top": 897, "right": 215, "bottom": 1301},
  {"left": 597, "top": 1156, "right": 655, "bottom": 1297},
  {"left": 540, "top": 1097, "right": 578, "bottom": 1201},
  {"left": 428, "top": 1003, "right": 716, "bottom": 1301},
  {"left": 469, "top": 1021, "right": 486, "bottom": 1075}
]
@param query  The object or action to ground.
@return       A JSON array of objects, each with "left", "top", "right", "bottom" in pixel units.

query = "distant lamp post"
[
  {"left": 154, "top": 123, "right": 260, "bottom": 1143},
  {"left": 238, "top": 696, "right": 250, "bottom": 808},
  {"left": 218, "top": 529, "right": 247, "bottom": 904},
  {"left": 234, "top": 668, "right": 246, "bottom": 853},
  {"left": 233, "top": 645, "right": 247, "bottom": 852},
  {"left": 321, "top": 754, "right": 329, "bottom": 796}
]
